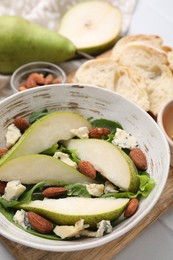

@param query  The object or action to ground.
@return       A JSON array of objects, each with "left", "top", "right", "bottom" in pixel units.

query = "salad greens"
[{"left": 0, "top": 109, "right": 156, "bottom": 240}]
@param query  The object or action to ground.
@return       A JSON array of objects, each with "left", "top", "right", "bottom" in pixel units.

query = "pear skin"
[
  {"left": 0, "top": 111, "right": 91, "bottom": 165},
  {"left": 0, "top": 16, "right": 76, "bottom": 74},
  {"left": 66, "top": 139, "right": 140, "bottom": 192},
  {"left": 19, "top": 197, "right": 129, "bottom": 227}
]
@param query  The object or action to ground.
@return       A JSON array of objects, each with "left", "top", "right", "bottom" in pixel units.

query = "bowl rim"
[{"left": 0, "top": 84, "right": 170, "bottom": 252}]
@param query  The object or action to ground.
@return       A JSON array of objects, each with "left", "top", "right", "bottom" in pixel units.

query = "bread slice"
[
  {"left": 113, "top": 42, "right": 168, "bottom": 69},
  {"left": 112, "top": 34, "right": 163, "bottom": 59},
  {"left": 74, "top": 58, "right": 150, "bottom": 111},
  {"left": 74, "top": 58, "right": 118, "bottom": 91},
  {"left": 114, "top": 66, "right": 150, "bottom": 111},
  {"left": 142, "top": 65, "right": 173, "bottom": 115},
  {"left": 167, "top": 50, "right": 173, "bottom": 71}
]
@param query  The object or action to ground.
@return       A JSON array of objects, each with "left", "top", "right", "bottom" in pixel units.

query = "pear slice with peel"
[
  {"left": 0, "top": 154, "right": 93, "bottom": 184},
  {"left": 58, "top": 1, "right": 122, "bottom": 55},
  {"left": 19, "top": 197, "right": 129, "bottom": 227},
  {"left": 66, "top": 139, "right": 140, "bottom": 192},
  {"left": 0, "top": 111, "right": 91, "bottom": 166}
]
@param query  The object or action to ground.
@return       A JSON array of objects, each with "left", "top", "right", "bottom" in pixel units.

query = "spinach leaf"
[
  {"left": 66, "top": 183, "right": 91, "bottom": 198},
  {"left": 101, "top": 173, "right": 155, "bottom": 199},
  {"left": 0, "top": 181, "right": 47, "bottom": 208},
  {"left": 41, "top": 143, "right": 59, "bottom": 156},
  {"left": 29, "top": 108, "right": 49, "bottom": 124}
]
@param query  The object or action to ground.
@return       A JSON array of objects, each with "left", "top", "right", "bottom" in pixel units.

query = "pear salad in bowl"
[
  {"left": 0, "top": 83, "right": 169, "bottom": 252},
  {"left": 0, "top": 108, "right": 155, "bottom": 241}
]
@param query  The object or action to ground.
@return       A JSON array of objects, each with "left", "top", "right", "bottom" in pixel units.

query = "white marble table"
[{"left": 0, "top": 0, "right": 173, "bottom": 259}]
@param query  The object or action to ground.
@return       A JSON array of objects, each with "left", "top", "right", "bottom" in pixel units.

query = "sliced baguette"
[
  {"left": 74, "top": 58, "right": 118, "bottom": 91},
  {"left": 167, "top": 50, "right": 173, "bottom": 71},
  {"left": 114, "top": 42, "right": 173, "bottom": 114},
  {"left": 114, "top": 66, "right": 150, "bottom": 111},
  {"left": 113, "top": 42, "right": 168, "bottom": 68},
  {"left": 142, "top": 65, "right": 173, "bottom": 115},
  {"left": 112, "top": 34, "right": 163, "bottom": 59},
  {"left": 74, "top": 58, "right": 150, "bottom": 111}
]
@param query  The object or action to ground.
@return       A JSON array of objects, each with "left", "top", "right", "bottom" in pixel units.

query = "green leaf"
[
  {"left": 0, "top": 181, "right": 47, "bottom": 208},
  {"left": 29, "top": 108, "right": 49, "bottom": 124},
  {"left": 66, "top": 183, "right": 91, "bottom": 198},
  {"left": 41, "top": 143, "right": 59, "bottom": 156},
  {"left": 57, "top": 144, "right": 80, "bottom": 164},
  {"left": 0, "top": 204, "right": 61, "bottom": 240},
  {"left": 102, "top": 174, "right": 156, "bottom": 199}
]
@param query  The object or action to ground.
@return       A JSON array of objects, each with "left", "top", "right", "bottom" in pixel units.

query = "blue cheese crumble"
[
  {"left": 85, "top": 184, "right": 105, "bottom": 197},
  {"left": 53, "top": 219, "right": 89, "bottom": 239},
  {"left": 79, "top": 220, "right": 113, "bottom": 238},
  {"left": 13, "top": 209, "right": 30, "bottom": 229},
  {"left": 53, "top": 152, "right": 77, "bottom": 168},
  {"left": 2, "top": 180, "right": 26, "bottom": 201},
  {"left": 70, "top": 127, "right": 89, "bottom": 139},
  {"left": 53, "top": 219, "right": 113, "bottom": 239},
  {"left": 5, "top": 124, "right": 22, "bottom": 148},
  {"left": 112, "top": 128, "right": 139, "bottom": 149}
]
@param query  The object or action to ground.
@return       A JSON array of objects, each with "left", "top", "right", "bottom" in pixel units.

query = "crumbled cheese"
[
  {"left": 53, "top": 219, "right": 89, "bottom": 239},
  {"left": 85, "top": 184, "right": 104, "bottom": 197},
  {"left": 54, "top": 218, "right": 113, "bottom": 239},
  {"left": 96, "top": 220, "right": 113, "bottom": 237},
  {"left": 104, "top": 180, "right": 118, "bottom": 194},
  {"left": 70, "top": 127, "right": 89, "bottom": 139},
  {"left": 2, "top": 180, "right": 26, "bottom": 201},
  {"left": 13, "top": 209, "right": 30, "bottom": 229},
  {"left": 79, "top": 220, "right": 113, "bottom": 238},
  {"left": 5, "top": 124, "right": 22, "bottom": 148},
  {"left": 112, "top": 128, "right": 139, "bottom": 149},
  {"left": 53, "top": 152, "right": 77, "bottom": 168}
]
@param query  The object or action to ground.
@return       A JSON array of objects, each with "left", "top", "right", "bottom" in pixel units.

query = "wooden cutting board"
[{"left": 0, "top": 167, "right": 173, "bottom": 260}]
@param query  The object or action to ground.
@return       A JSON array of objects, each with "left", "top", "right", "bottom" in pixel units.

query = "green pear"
[
  {"left": 0, "top": 154, "right": 93, "bottom": 184},
  {"left": 58, "top": 1, "right": 122, "bottom": 55},
  {"left": 0, "top": 111, "right": 91, "bottom": 166},
  {"left": 18, "top": 197, "right": 129, "bottom": 226},
  {"left": 0, "top": 16, "right": 76, "bottom": 74},
  {"left": 65, "top": 139, "right": 140, "bottom": 192}
]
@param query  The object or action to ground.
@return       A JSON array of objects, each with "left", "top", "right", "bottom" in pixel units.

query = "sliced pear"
[
  {"left": 58, "top": 1, "right": 122, "bottom": 55},
  {"left": 19, "top": 197, "right": 129, "bottom": 226},
  {"left": 0, "top": 111, "right": 91, "bottom": 165},
  {"left": 66, "top": 139, "right": 139, "bottom": 192},
  {"left": 0, "top": 154, "right": 93, "bottom": 184}
]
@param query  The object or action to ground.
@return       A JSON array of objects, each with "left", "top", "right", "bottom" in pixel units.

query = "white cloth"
[{"left": 0, "top": 0, "right": 137, "bottom": 99}]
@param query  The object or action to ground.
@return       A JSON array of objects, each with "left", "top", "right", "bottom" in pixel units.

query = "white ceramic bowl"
[{"left": 0, "top": 84, "right": 170, "bottom": 252}]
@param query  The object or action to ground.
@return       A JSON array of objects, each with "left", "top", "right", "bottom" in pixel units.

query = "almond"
[
  {"left": 52, "top": 77, "right": 61, "bottom": 84},
  {"left": 14, "top": 116, "right": 30, "bottom": 133},
  {"left": 124, "top": 198, "right": 139, "bottom": 218},
  {"left": 25, "top": 73, "right": 44, "bottom": 88},
  {"left": 0, "top": 148, "right": 8, "bottom": 158},
  {"left": 27, "top": 211, "right": 53, "bottom": 234},
  {"left": 44, "top": 74, "right": 54, "bottom": 85},
  {"left": 0, "top": 181, "right": 7, "bottom": 195},
  {"left": 89, "top": 127, "right": 111, "bottom": 139},
  {"left": 129, "top": 148, "right": 147, "bottom": 170},
  {"left": 42, "top": 187, "right": 68, "bottom": 198},
  {"left": 78, "top": 160, "right": 96, "bottom": 179}
]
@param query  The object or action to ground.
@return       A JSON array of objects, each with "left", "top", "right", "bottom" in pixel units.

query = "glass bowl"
[{"left": 10, "top": 61, "right": 66, "bottom": 92}]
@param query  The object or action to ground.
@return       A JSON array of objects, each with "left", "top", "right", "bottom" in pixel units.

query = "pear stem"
[{"left": 76, "top": 50, "right": 95, "bottom": 60}]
